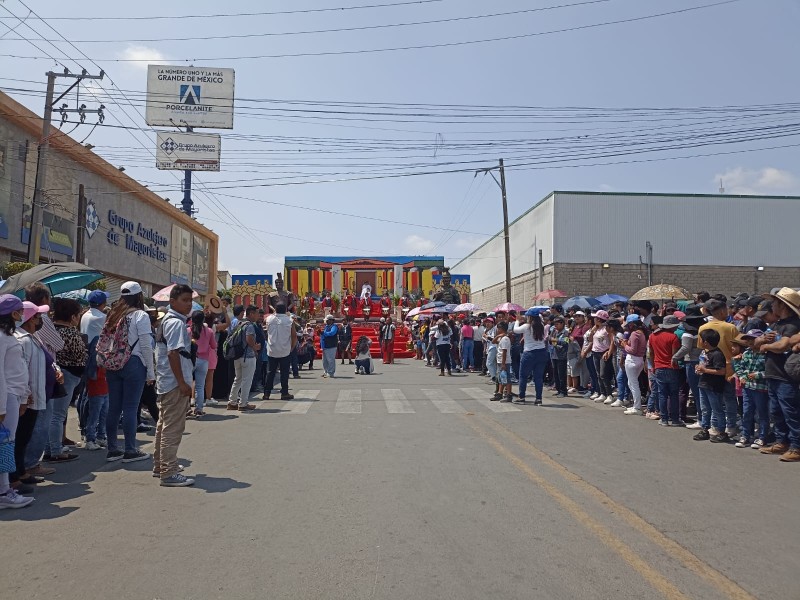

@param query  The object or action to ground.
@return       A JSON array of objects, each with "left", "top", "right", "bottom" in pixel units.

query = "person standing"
[
  {"left": 189, "top": 311, "right": 216, "bottom": 417},
  {"left": 512, "top": 309, "right": 549, "bottom": 405},
  {"left": 382, "top": 318, "right": 396, "bottom": 364},
  {"left": 320, "top": 315, "right": 339, "bottom": 378},
  {"left": 434, "top": 320, "right": 453, "bottom": 376},
  {"left": 153, "top": 284, "right": 195, "bottom": 486},
  {"left": 51, "top": 298, "right": 87, "bottom": 461},
  {"left": 339, "top": 316, "right": 353, "bottom": 365},
  {"left": 622, "top": 315, "right": 648, "bottom": 415},
  {"left": 472, "top": 318, "right": 485, "bottom": 374},
  {"left": 649, "top": 315, "right": 683, "bottom": 426},
  {"left": 227, "top": 306, "right": 261, "bottom": 411},
  {"left": 262, "top": 303, "right": 296, "bottom": 401}
]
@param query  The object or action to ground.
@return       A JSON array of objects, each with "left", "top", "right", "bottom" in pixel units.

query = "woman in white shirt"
[
  {"left": 434, "top": 321, "right": 453, "bottom": 376},
  {"left": 102, "top": 281, "right": 154, "bottom": 463},
  {"left": 511, "top": 309, "right": 549, "bottom": 404}
]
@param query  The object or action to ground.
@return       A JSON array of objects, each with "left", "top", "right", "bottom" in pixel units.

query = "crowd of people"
[{"left": 408, "top": 288, "right": 800, "bottom": 461}]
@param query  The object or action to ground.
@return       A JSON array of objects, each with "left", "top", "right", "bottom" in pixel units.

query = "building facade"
[
  {"left": 0, "top": 91, "right": 218, "bottom": 300},
  {"left": 454, "top": 191, "right": 800, "bottom": 308}
]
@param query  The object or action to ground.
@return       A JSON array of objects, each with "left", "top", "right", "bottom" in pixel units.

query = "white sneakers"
[
  {"left": 609, "top": 399, "right": 625, "bottom": 408},
  {"left": 567, "top": 387, "right": 577, "bottom": 393},
  {"left": 82, "top": 441, "right": 102, "bottom": 451},
  {"left": 0, "top": 489, "right": 34, "bottom": 509},
  {"left": 686, "top": 422, "right": 703, "bottom": 429},
  {"left": 623, "top": 408, "right": 643, "bottom": 415},
  {"left": 603, "top": 395, "right": 615, "bottom": 405},
  {"left": 590, "top": 393, "right": 600, "bottom": 400}
]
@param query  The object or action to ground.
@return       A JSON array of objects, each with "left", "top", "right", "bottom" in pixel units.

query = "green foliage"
[
  {"left": 87, "top": 278, "right": 106, "bottom": 291},
  {"left": 1, "top": 261, "right": 34, "bottom": 278}
]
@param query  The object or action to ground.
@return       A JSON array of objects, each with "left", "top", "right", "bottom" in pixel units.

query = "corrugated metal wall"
[{"left": 552, "top": 192, "right": 800, "bottom": 267}]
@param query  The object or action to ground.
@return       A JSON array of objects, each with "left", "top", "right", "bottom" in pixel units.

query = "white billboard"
[
  {"left": 146, "top": 65, "right": 234, "bottom": 129},
  {"left": 156, "top": 132, "right": 221, "bottom": 171}
]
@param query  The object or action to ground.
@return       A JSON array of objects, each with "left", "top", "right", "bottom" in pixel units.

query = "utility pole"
[
  {"left": 75, "top": 184, "right": 87, "bottom": 264},
  {"left": 181, "top": 125, "right": 194, "bottom": 217},
  {"left": 28, "top": 68, "right": 104, "bottom": 265},
  {"left": 477, "top": 158, "right": 512, "bottom": 303}
]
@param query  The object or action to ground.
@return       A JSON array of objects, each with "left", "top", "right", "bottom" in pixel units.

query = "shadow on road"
[
  {"left": 191, "top": 474, "right": 251, "bottom": 494},
  {"left": 195, "top": 414, "right": 238, "bottom": 422}
]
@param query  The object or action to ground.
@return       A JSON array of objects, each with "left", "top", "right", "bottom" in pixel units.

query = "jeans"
[
  {"left": 655, "top": 368, "right": 681, "bottom": 423},
  {"left": 265, "top": 355, "right": 291, "bottom": 396},
  {"left": 84, "top": 394, "right": 109, "bottom": 443},
  {"left": 585, "top": 353, "right": 600, "bottom": 393},
  {"left": 518, "top": 348, "right": 549, "bottom": 400},
  {"left": 48, "top": 370, "right": 81, "bottom": 456},
  {"left": 592, "top": 352, "right": 613, "bottom": 397},
  {"left": 322, "top": 347, "right": 337, "bottom": 376},
  {"left": 768, "top": 379, "right": 800, "bottom": 448},
  {"left": 624, "top": 356, "right": 644, "bottom": 410},
  {"left": 616, "top": 362, "right": 629, "bottom": 402},
  {"left": 461, "top": 339, "right": 474, "bottom": 370},
  {"left": 486, "top": 346, "right": 497, "bottom": 378},
  {"left": 106, "top": 356, "right": 147, "bottom": 454},
  {"left": 699, "top": 387, "right": 725, "bottom": 432},
  {"left": 436, "top": 344, "right": 452, "bottom": 373},
  {"left": 153, "top": 387, "right": 190, "bottom": 479},
  {"left": 193, "top": 358, "right": 209, "bottom": 412},
  {"left": 684, "top": 362, "right": 701, "bottom": 422},
  {"left": 355, "top": 358, "right": 371, "bottom": 373},
  {"left": 290, "top": 348, "right": 300, "bottom": 377},
  {"left": 723, "top": 380, "right": 739, "bottom": 431},
  {"left": 647, "top": 371, "right": 660, "bottom": 413},
  {"left": 229, "top": 356, "right": 257, "bottom": 406},
  {"left": 553, "top": 359, "right": 568, "bottom": 395},
  {"left": 742, "top": 388, "right": 770, "bottom": 441},
  {"left": 0, "top": 394, "right": 20, "bottom": 494},
  {"left": 25, "top": 404, "right": 51, "bottom": 470}
]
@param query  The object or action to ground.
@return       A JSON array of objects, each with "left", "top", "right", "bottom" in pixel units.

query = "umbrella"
[
  {"left": 493, "top": 302, "right": 525, "bottom": 313},
  {"left": 453, "top": 302, "right": 480, "bottom": 313},
  {"left": 563, "top": 296, "right": 602, "bottom": 310},
  {"left": 420, "top": 300, "right": 446, "bottom": 310},
  {"left": 630, "top": 284, "right": 692, "bottom": 301},
  {"left": 595, "top": 293, "right": 628, "bottom": 306},
  {"left": 405, "top": 306, "right": 421, "bottom": 319},
  {"left": 533, "top": 289, "right": 567, "bottom": 302},
  {"left": 420, "top": 306, "right": 452, "bottom": 315},
  {"left": 152, "top": 283, "right": 199, "bottom": 302},
  {"left": 55, "top": 288, "right": 93, "bottom": 305},
  {"left": 192, "top": 301, "right": 203, "bottom": 312},
  {"left": 444, "top": 303, "right": 459, "bottom": 313},
  {"left": 0, "top": 262, "right": 104, "bottom": 298}
]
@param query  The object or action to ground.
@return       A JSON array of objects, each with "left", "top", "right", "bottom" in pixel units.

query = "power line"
[{"left": 0, "top": 1, "right": 742, "bottom": 62}]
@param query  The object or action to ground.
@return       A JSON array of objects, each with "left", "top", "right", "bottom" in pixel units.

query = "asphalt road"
[{"left": 2, "top": 358, "right": 797, "bottom": 600}]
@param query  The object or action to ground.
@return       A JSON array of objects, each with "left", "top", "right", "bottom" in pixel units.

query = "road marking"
[
  {"left": 481, "top": 417, "right": 758, "bottom": 600},
  {"left": 461, "top": 387, "right": 521, "bottom": 412},
  {"left": 283, "top": 390, "right": 319, "bottom": 414},
  {"left": 381, "top": 389, "right": 415, "bottom": 413},
  {"left": 335, "top": 389, "right": 362, "bottom": 414},
  {"left": 421, "top": 389, "right": 467, "bottom": 414},
  {"left": 463, "top": 416, "right": 690, "bottom": 600}
]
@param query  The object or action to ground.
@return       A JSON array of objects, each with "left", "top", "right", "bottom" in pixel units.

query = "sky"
[{"left": 1, "top": 0, "right": 799, "bottom": 278}]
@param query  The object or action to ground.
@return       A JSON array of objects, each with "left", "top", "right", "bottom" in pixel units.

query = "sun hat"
[
  {"left": 0, "top": 294, "right": 24, "bottom": 316},
  {"left": 625, "top": 314, "right": 641, "bottom": 324},
  {"left": 592, "top": 309, "right": 609, "bottom": 321},
  {"left": 764, "top": 287, "right": 800, "bottom": 318},
  {"left": 740, "top": 329, "right": 764, "bottom": 340},
  {"left": 120, "top": 281, "right": 143, "bottom": 296},
  {"left": 88, "top": 290, "right": 109, "bottom": 306},
  {"left": 21, "top": 301, "right": 49, "bottom": 324},
  {"left": 144, "top": 305, "right": 158, "bottom": 313},
  {"left": 660, "top": 315, "right": 681, "bottom": 329},
  {"left": 206, "top": 295, "right": 224, "bottom": 314},
  {"left": 732, "top": 334, "right": 753, "bottom": 347},
  {"left": 682, "top": 304, "right": 706, "bottom": 321}
]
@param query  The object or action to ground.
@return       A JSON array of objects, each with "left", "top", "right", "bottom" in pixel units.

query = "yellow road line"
[
  {"left": 462, "top": 416, "right": 690, "bottom": 600},
  {"left": 482, "top": 416, "right": 758, "bottom": 600}
]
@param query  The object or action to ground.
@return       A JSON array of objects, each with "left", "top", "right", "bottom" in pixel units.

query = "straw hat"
[
  {"left": 764, "top": 287, "right": 800, "bottom": 318},
  {"left": 206, "top": 295, "right": 224, "bottom": 314}
]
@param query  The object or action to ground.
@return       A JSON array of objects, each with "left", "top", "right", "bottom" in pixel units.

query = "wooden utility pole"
[
  {"left": 75, "top": 184, "right": 87, "bottom": 263},
  {"left": 499, "top": 159, "right": 512, "bottom": 303}
]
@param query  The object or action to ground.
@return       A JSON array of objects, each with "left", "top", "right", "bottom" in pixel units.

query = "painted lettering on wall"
[{"left": 106, "top": 209, "right": 168, "bottom": 263}]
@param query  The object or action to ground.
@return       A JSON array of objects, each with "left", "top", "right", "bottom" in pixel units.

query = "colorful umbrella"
[
  {"left": 444, "top": 304, "right": 459, "bottom": 313},
  {"left": 492, "top": 302, "right": 525, "bottom": 313},
  {"left": 533, "top": 289, "right": 568, "bottom": 301},
  {"left": 405, "top": 307, "right": 421, "bottom": 319},
  {"left": 420, "top": 306, "right": 452, "bottom": 315},
  {"left": 0, "top": 262, "right": 104, "bottom": 298},
  {"left": 453, "top": 302, "right": 480, "bottom": 313},
  {"left": 595, "top": 293, "right": 628, "bottom": 306},
  {"left": 420, "top": 300, "right": 446, "bottom": 310},
  {"left": 563, "top": 296, "right": 602, "bottom": 310},
  {"left": 152, "top": 283, "right": 199, "bottom": 302},
  {"left": 630, "top": 284, "right": 692, "bottom": 301}
]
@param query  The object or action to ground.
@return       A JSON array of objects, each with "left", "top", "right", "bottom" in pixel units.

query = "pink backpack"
[{"left": 96, "top": 311, "right": 139, "bottom": 371}]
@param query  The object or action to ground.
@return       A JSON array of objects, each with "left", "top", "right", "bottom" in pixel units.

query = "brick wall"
[{"left": 470, "top": 262, "right": 799, "bottom": 308}]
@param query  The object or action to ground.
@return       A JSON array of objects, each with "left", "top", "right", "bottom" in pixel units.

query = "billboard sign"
[
  {"left": 145, "top": 65, "right": 234, "bottom": 129},
  {"left": 156, "top": 132, "right": 220, "bottom": 171}
]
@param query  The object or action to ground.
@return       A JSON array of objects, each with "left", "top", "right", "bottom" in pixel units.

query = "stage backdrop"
[{"left": 231, "top": 274, "right": 274, "bottom": 310}]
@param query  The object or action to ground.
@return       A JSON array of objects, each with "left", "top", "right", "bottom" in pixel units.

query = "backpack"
[
  {"left": 96, "top": 312, "right": 139, "bottom": 371},
  {"left": 222, "top": 322, "right": 248, "bottom": 360},
  {"left": 155, "top": 314, "right": 196, "bottom": 365}
]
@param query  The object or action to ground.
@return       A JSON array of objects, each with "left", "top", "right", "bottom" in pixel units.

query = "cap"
[
  {"left": 574, "top": 311, "right": 586, "bottom": 317},
  {"left": 21, "top": 301, "right": 49, "bottom": 324},
  {"left": 144, "top": 305, "right": 159, "bottom": 314},
  {"left": 673, "top": 310, "right": 686, "bottom": 321},
  {"left": 740, "top": 329, "right": 764, "bottom": 340},
  {"left": 625, "top": 314, "right": 641, "bottom": 324},
  {"left": 0, "top": 294, "right": 23, "bottom": 316},
  {"left": 592, "top": 309, "right": 610, "bottom": 321},
  {"left": 88, "top": 290, "right": 109, "bottom": 306},
  {"left": 325, "top": 314, "right": 334, "bottom": 322},
  {"left": 525, "top": 307, "right": 547, "bottom": 317},
  {"left": 660, "top": 315, "right": 681, "bottom": 329},
  {"left": 120, "top": 281, "right": 143, "bottom": 296}
]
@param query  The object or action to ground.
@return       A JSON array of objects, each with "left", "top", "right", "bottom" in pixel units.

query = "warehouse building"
[
  {"left": 454, "top": 190, "right": 800, "bottom": 308},
  {"left": 0, "top": 91, "right": 218, "bottom": 299}
]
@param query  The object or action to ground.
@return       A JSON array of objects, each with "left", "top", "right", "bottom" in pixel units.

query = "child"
[
  {"left": 493, "top": 321, "right": 513, "bottom": 403},
  {"left": 354, "top": 336, "right": 372, "bottom": 375},
  {"left": 693, "top": 329, "right": 728, "bottom": 443},
  {"left": 82, "top": 365, "right": 109, "bottom": 451},
  {"left": 731, "top": 331, "right": 770, "bottom": 448}
]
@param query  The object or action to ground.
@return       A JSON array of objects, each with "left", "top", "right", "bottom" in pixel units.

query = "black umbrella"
[{"left": 0, "top": 262, "right": 104, "bottom": 298}]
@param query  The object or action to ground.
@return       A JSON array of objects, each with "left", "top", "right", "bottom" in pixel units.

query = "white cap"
[
  {"left": 575, "top": 311, "right": 586, "bottom": 316},
  {"left": 325, "top": 314, "right": 334, "bottom": 322},
  {"left": 120, "top": 281, "right": 143, "bottom": 296}
]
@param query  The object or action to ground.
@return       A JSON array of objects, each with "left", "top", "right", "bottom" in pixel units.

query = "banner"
[
  {"left": 146, "top": 65, "right": 235, "bottom": 129},
  {"left": 331, "top": 265, "right": 342, "bottom": 296},
  {"left": 393, "top": 265, "right": 404, "bottom": 295}
]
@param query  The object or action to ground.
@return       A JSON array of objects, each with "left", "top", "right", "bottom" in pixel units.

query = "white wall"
[
  {"left": 453, "top": 194, "right": 554, "bottom": 291},
  {"left": 552, "top": 192, "right": 800, "bottom": 267}
]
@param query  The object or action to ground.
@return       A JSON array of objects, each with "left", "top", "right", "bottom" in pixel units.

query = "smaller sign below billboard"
[{"left": 156, "top": 132, "right": 221, "bottom": 171}]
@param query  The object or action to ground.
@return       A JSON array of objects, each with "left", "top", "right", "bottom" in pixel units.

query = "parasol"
[
  {"left": 405, "top": 307, "right": 421, "bottom": 319},
  {"left": 152, "top": 283, "right": 200, "bottom": 302},
  {"left": 629, "top": 284, "right": 692, "bottom": 301},
  {"left": 453, "top": 302, "right": 480, "bottom": 313},
  {"left": 0, "top": 262, "right": 104, "bottom": 298},
  {"left": 563, "top": 296, "right": 601, "bottom": 310},
  {"left": 533, "top": 289, "right": 568, "bottom": 302},
  {"left": 594, "top": 293, "right": 628, "bottom": 306},
  {"left": 420, "top": 300, "right": 446, "bottom": 310},
  {"left": 492, "top": 302, "right": 525, "bottom": 313}
]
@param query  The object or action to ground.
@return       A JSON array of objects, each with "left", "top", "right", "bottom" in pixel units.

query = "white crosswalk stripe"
[
  {"left": 283, "top": 390, "right": 319, "bottom": 414},
  {"left": 420, "top": 389, "right": 467, "bottom": 414},
  {"left": 381, "top": 389, "right": 415, "bottom": 413},
  {"left": 460, "top": 388, "right": 521, "bottom": 413},
  {"left": 335, "top": 389, "right": 362, "bottom": 414}
]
